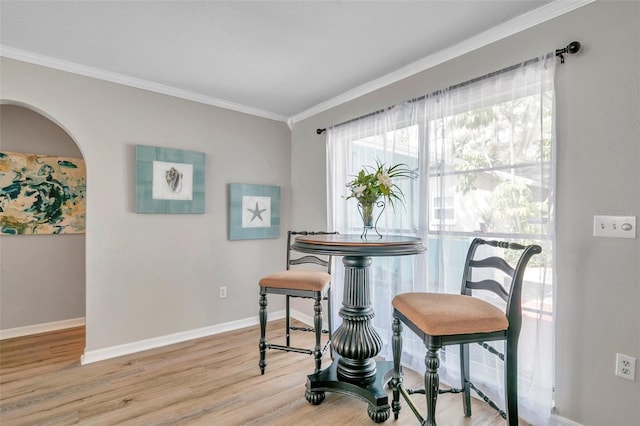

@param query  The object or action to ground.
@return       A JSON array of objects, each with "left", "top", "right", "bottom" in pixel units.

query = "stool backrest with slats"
[
  {"left": 286, "top": 231, "right": 337, "bottom": 273},
  {"left": 460, "top": 238, "right": 542, "bottom": 344}
]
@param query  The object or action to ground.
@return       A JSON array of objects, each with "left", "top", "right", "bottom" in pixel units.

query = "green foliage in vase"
[{"left": 345, "top": 160, "right": 414, "bottom": 209}]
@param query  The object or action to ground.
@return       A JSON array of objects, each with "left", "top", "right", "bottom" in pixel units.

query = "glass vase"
[{"left": 357, "top": 200, "right": 385, "bottom": 239}]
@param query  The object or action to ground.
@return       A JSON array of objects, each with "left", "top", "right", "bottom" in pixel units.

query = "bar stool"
[
  {"left": 390, "top": 238, "right": 541, "bottom": 425},
  {"left": 258, "top": 230, "right": 337, "bottom": 374}
]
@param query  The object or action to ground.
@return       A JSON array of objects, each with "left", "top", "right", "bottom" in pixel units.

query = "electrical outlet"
[
  {"left": 219, "top": 286, "right": 227, "bottom": 299},
  {"left": 615, "top": 353, "right": 636, "bottom": 381}
]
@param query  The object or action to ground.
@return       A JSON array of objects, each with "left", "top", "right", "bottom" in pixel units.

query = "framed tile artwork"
[
  {"left": 135, "top": 145, "right": 205, "bottom": 214},
  {"left": 228, "top": 183, "right": 280, "bottom": 240},
  {"left": 0, "top": 151, "right": 86, "bottom": 235}
]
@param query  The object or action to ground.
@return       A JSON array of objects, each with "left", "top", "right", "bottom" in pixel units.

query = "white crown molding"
[
  {"left": 0, "top": 0, "right": 595, "bottom": 127},
  {"left": 0, "top": 45, "right": 288, "bottom": 123},
  {"left": 289, "top": 0, "right": 596, "bottom": 126},
  {"left": 0, "top": 317, "right": 85, "bottom": 340}
]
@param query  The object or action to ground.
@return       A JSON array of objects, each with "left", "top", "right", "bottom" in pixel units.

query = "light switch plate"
[{"left": 593, "top": 215, "right": 636, "bottom": 238}]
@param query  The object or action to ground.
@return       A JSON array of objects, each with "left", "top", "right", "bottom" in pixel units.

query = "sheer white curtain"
[
  {"left": 326, "top": 54, "right": 556, "bottom": 425},
  {"left": 326, "top": 105, "right": 428, "bottom": 368}
]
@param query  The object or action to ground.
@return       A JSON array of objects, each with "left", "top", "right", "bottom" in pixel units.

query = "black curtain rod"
[{"left": 316, "top": 41, "right": 581, "bottom": 135}]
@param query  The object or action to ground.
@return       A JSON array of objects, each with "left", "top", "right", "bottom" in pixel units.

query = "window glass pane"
[
  {"left": 428, "top": 93, "right": 552, "bottom": 237},
  {"left": 346, "top": 125, "right": 420, "bottom": 233}
]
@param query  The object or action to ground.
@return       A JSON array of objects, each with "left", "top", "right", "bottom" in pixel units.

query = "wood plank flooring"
[{"left": 0, "top": 321, "right": 526, "bottom": 425}]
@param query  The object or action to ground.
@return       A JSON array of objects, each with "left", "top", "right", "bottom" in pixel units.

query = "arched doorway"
[{"left": 0, "top": 104, "right": 86, "bottom": 344}]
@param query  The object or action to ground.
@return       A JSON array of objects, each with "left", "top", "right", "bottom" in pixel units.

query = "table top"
[{"left": 292, "top": 233, "right": 426, "bottom": 257}]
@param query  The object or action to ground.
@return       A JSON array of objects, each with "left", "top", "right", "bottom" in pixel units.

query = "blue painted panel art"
[
  {"left": 229, "top": 183, "right": 280, "bottom": 240},
  {"left": 136, "top": 145, "right": 205, "bottom": 214}
]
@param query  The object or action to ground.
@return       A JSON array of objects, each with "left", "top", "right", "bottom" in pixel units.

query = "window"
[
  {"left": 327, "top": 55, "right": 556, "bottom": 424},
  {"left": 428, "top": 96, "right": 553, "bottom": 238},
  {"left": 431, "top": 195, "right": 455, "bottom": 226}
]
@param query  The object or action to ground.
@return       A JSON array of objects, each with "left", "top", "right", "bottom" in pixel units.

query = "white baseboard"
[
  {"left": 550, "top": 414, "right": 584, "bottom": 426},
  {"left": 290, "top": 308, "right": 313, "bottom": 327},
  {"left": 1, "top": 311, "right": 306, "bottom": 365},
  {"left": 81, "top": 310, "right": 287, "bottom": 365},
  {"left": 0, "top": 317, "right": 85, "bottom": 340}
]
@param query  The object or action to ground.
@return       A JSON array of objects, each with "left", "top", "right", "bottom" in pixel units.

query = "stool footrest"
[
  {"left": 407, "top": 387, "right": 463, "bottom": 395},
  {"left": 478, "top": 341, "right": 504, "bottom": 360},
  {"left": 469, "top": 381, "right": 506, "bottom": 419},
  {"left": 268, "top": 340, "right": 332, "bottom": 356},
  {"left": 290, "top": 325, "right": 330, "bottom": 334},
  {"left": 268, "top": 344, "right": 313, "bottom": 355},
  {"left": 398, "top": 384, "right": 425, "bottom": 424}
]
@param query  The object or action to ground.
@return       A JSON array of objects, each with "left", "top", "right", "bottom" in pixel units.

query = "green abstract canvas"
[{"left": 0, "top": 151, "right": 86, "bottom": 234}]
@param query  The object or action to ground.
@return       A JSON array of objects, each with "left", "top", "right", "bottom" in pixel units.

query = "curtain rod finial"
[
  {"left": 316, "top": 128, "right": 326, "bottom": 135},
  {"left": 556, "top": 41, "right": 581, "bottom": 63},
  {"left": 567, "top": 41, "right": 581, "bottom": 54}
]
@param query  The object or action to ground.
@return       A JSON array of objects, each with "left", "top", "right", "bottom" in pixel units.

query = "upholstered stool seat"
[
  {"left": 392, "top": 293, "right": 508, "bottom": 336},
  {"left": 259, "top": 270, "right": 331, "bottom": 293}
]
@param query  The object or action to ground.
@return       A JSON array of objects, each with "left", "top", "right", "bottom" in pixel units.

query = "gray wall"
[
  {"left": 0, "top": 105, "right": 85, "bottom": 328},
  {"left": 1, "top": 1, "right": 638, "bottom": 424},
  {"left": 0, "top": 57, "right": 292, "bottom": 352},
  {"left": 291, "top": 1, "right": 639, "bottom": 425}
]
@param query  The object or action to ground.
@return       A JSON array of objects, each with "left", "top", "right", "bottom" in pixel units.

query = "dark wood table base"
[
  {"left": 305, "top": 357, "right": 394, "bottom": 423},
  {"left": 293, "top": 234, "right": 425, "bottom": 423}
]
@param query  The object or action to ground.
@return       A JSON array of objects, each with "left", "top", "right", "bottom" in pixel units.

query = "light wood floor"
[{"left": 0, "top": 321, "right": 524, "bottom": 425}]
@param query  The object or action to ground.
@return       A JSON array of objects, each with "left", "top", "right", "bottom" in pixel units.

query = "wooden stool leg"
[
  {"left": 313, "top": 294, "right": 323, "bottom": 373},
  {"left": 259, "top": 291, "right": 268, "bottom": 375},
  {"left": 327, "top": 287, "right": 334, "bottom": 359},
  {"left": 285, "top": 295, "right": 291, "bottom": 347},
  {"left": 391, "top": 316, "right": 403, "bottom": 420},
  {"left": 505, "top": 337, "right": 519, "bottom": 425},
  {"left": 461, "top": 343, "right": 472, "bottom": 416},
  {"left": 425, "top": 346, "right": 440, "bottom": 426}
]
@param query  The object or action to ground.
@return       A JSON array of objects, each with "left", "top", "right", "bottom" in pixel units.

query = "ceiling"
[{"left": 1, "top": 1, "right": 587, "bottom": 124}]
